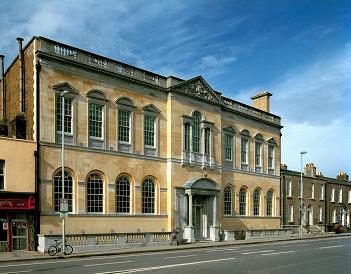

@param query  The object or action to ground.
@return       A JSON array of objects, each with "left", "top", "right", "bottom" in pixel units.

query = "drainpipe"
[
  {"left": 0, "top": 55, "right": 5, "bottom": 120},
  {"left": 35, "top": 61, "right": 41, "bottom": 241},
  {"left": 17, "top": 37, "right": 25, "bottom": 113}
]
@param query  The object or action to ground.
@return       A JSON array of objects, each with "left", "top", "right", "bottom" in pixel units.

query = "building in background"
[
  {"left": 0, "top": 137, "right": 36, "bottom": 251},
  {"left": 281, "top": 163, "right": 350, "bottom": 233},
  {"left": 0, "top": 36, "right": 282, "bottom": 248}
]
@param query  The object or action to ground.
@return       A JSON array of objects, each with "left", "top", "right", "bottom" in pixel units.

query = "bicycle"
[{"left": 47, "top": 239, "right": 73, "bottom": 256}]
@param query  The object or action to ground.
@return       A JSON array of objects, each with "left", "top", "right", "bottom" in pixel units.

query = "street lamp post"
[
  {"left": 61, "top": 90, "right": 69, "bottom": 254},
  {"left": 300, "top": 151, "right": 307, "bottom": 239}
]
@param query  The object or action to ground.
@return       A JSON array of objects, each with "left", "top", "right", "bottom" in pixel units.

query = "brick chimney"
[
  {"left": 304, "top": 163, "right": 317, "bottom": 177},
  {"left": 251, "top": 91, "right": 272, "bottom": 112},
  {"left": 337, "top": 171, "right": 349, "bottom": 181}
]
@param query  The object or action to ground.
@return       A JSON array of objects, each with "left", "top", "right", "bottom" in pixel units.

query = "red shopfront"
[{"left": 0, "top": 195, "right": 36, "bottom": 252}]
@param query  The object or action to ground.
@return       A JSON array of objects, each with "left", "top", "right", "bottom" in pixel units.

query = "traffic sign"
[{"left": 60, "top": 198, "right": 68, "bottom": 213}]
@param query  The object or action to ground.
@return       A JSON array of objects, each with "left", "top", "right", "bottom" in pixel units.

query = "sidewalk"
[{"left": 1, "top": 233, "right": 350, "bottom": 263}]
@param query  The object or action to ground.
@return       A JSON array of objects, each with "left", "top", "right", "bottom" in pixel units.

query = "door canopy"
[{"left": 183, "top": 177, "right": 220, "bottom": 195}]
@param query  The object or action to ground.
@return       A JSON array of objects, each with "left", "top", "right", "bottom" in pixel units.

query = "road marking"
[
  {"left": 241, "top": 249, "right": 275, "bottom": 255},
  {"left": 2, "top": 271, "right": 34, "bottom": 274},
  {"left": 164, "top": 255, "right": 197, "bottom": 259},
  {"left": 262, "top": 251, "right": 295, "bottom": 256},
  {"left": 84, "top": 260, "right": 132, "bottom": 267},
  {"left": 318, "top": 245, "right": 343, "bottom": 249},
  {"left": 95, "top": 257, "right": 236, "bottom": 274},
  {"left": 205, "top": 247, "right": 238, "bottom": 252}
]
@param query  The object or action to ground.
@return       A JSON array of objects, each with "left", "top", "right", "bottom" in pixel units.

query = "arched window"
[
  {"left": 239, "top": 188, "right": 247, "bottom": 215},
  {"left": 116, "top": 176, "right": 130, "bottom": 213},
  {"left": 142, "top": 178, "right": 155, "bottom": 213},
  {"left": 54, "top": 170, "right": 73, "bottom": 212},
  {"left": 87, "top": 173, "right": 103, "bottom": 213},
  {"left": 192, "top": 112, "right": 201, "bottom": 153},
  {"left": 224, "top": 186, "right": 232, "bottom": 215},
  {"left": 253, "top": 188, "right": 261, "bottom": 216},
  {"left": 266, "top": 190, "right": 273, "bottom": 216}
]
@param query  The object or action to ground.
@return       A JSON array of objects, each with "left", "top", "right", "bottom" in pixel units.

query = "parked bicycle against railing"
[{"left": 47, "top": 239, "right": 73, "bottom": 256}]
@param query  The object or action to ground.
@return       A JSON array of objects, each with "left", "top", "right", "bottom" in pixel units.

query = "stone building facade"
[
  {"left": 281, "top": 163, "right": 351, "bottom": 233},
  {"left": 1, "top": 36, "right": 282, "bottom": 244}
]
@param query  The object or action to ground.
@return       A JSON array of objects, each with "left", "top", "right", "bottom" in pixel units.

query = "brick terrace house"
[{"left": 281, "top": 163, "right": 350, "bottom": 233}]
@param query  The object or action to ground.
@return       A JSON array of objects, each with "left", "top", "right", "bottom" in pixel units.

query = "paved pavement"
[{"left": 0, "top": 233, "right": 350, "bottom": 263}]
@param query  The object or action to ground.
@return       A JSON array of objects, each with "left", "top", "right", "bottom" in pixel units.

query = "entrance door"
[
  {"left": 194, "top": 206, "right": 202, "bottom": 239},
  {"left": 306, "top": 206, "right": 313, "bottom": 226},
  {"left": 12, "top": 220, "right": 27, "bottom": 250}
]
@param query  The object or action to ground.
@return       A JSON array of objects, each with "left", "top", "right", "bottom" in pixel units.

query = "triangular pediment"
[
  {"left": 170, "top": 76, "right": 224, "bottom": 105},
  {"left": 141, "top": 104, "right": 161, "bottom": 113},
  {"left": 52, "top": 82, "right": 79, "bottom": 95}
]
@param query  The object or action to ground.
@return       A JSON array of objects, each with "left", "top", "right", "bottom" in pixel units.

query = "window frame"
[
  {"left": 116, "top": 97, "right": 135, "bottom": 153},
  {"left": 266, "top": 190, "right": 273, "bottom": 216},
  {"left": 239, "top": 187, "right": 247, "bottom": 215},
  {"left": 288, "top": 204, "right": 294, "bottom": 222},
  {"left": 224, "top": 186, "right": 232, "bottom": 216},
  {"left": 184, "top": 122, "right": 191, "bottom": 152},
  {"left": 320, "top": 184, "right": 325, "bottom": 200},
  {"left": 310, "top": 183, "right": 315, "bottom": 199},
  {"left": 267, "top": 142, "right": 275, "bottom": 175},
  {"left": 88, "top": 102, "right": 105, "bottom": 140},
  {"left": 142, "top": 104, "right": 160, "bottom": 155},
  {"left": 348, "top": 189, "right": 351, "bottom": 204},
  {"left": 286, "top": 179, "right": 292, "bottom": 197},
  {"left": 56, "top": 95, "right": 74, "bottom": 135},
  {"left": 253, "top": 188, "right": 261, "bottom": 216},
  {"left": 192, "top": 112, "right": 201, "bottom": 154},
  {"left": 142, "top": 178, "right": 156, "bottom": 214},
  {"left": 224, "top": 134, "right": 233, "bottom": 162},
  {"left": 318, "top": 206, "right": 323, "bottom": 222},
  {"left": 338, "top": 188, "right": 343, "bottom": 203},
  {"left": 86, "top": 173, "right": 104, "bottom": 213},
  {"left": 240, "top": 130, "right": 250, "bottom": 171},
  {"left": 116, "top": 175, "right": 131, "bottom": 214},
  {"left": 331, "top": 188, "right": 335, "bottom": 202},
  {"left": 53, "top": 170, "right": 73, "bottom": 213},
  {"left": 53, "top": 84, "right": 78, "bottom": 145}
]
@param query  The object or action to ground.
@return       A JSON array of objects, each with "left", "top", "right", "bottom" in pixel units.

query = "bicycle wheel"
[
  {"left": 64, "top": 244, "right": 73, "bottom": 255},
  {"left": 48, "top": 246, "right": 57, "bottom": 256}
]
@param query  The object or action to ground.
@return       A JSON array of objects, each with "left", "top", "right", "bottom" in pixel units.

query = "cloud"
[
  {"left": 281, "top": 119, "right": 351, "bottom": 178},
  {"left": 198, "top": 55, "right": 237, "bottom": 77}
]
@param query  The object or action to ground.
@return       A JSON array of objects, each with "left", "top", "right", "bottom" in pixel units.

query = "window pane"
[
  {"left": 184, "top": 123, "right": 190, "bottom": 151},
  {"left": 255, "top": 142, "right": 261, "bottom": 166},
  {"left": 225, "top": 135, "right": 232, "bottom": 161},
  {"left": 116, "top": 176, "right": 130, "bottom": 213},
  {"left": 253, "top": 189, "right": 260, "bottom": 216},
  {"left": 192, "top": 113, "right": 200, "bottom": 153},
  {"left": 239, "top": 188, "right": 246, "bottom": 215},
  {"left": 118, "top": 109, "right": 130, "bottom": 142},
  {"left": 56, "top": 97, "right": 72, "bottom": 133},
  {"left": 204, "top": 128, "right": 210, "bottom": 155},
  {"left": 87, "top": 174, "right": 103, "bottom": 213},
  {"left": 224, "top": 187, "right": 232, "bottom": 215},
  {"left": 144, "top": 116, "right": 155, "bottom": 147},
  {"left": 54, "top": 171, "right": 73, "bottom": 212},
  {"left": 241, "top": 139, "right": 247, "bottom": 163},
  {"left": 268, "top": 145, "right": 274, "bottom": 169},
  {"left": 142, "top": 178, "right": 155, "bottom": 213},
  {"left": 89, "top": 103, "right": 103, "bottom": 138},
  {"left": 266, "top": 191, "right": 273, "bottom": 216}
]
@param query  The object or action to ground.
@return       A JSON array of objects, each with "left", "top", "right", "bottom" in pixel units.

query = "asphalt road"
[{"left": 1, "top": 236, "right": 350, "bottom": 274}]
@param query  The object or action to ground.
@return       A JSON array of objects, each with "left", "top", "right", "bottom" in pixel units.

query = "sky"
[{"left": 0, "top": 0, "right": 350, "bottom": 178}]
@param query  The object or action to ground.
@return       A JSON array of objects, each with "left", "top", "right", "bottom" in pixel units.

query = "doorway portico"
[{"left": 178, "top": 178, "right": 220, "bottom": 243}]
